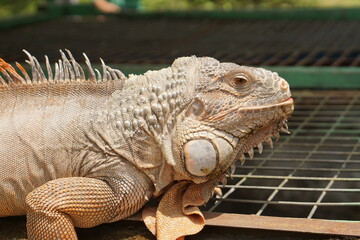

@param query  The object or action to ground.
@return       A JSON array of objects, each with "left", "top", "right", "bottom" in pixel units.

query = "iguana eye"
[{"left": 231, "top": 75, "right": 248, "bottom": 88}]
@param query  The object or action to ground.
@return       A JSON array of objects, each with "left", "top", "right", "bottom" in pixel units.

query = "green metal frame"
[{"left": 267, "top": 66, "right": 360, "bottom": 89}]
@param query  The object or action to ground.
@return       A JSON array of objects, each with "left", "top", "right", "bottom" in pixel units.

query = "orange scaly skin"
[{"left": 0, "top": 51, "right": 293, "bottom": 240}]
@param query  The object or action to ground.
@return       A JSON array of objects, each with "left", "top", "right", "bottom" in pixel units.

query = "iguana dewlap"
[{"left": 0, "top": 51, "right": 293, "bottom": 240}]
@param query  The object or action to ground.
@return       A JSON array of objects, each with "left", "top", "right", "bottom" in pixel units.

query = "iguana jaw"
[
  {"left": 176, "top": 97, "right": 293, "bottom": 183},
  {"left": 223, "top": 97, "right": 294, "bottom": 176}
]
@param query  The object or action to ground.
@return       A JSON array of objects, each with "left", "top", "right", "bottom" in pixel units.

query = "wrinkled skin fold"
[{"left": 142, "top": 180, "right": 217, "bottom": 240}]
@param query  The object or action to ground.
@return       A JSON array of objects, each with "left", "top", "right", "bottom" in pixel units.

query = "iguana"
[{"left": 0, "top": 50, "right": 293, "bottom": 240}]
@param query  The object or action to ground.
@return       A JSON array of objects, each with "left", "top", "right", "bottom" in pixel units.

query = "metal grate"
[
  {"left": 0, "top": 17, "right": 359, "bottom": 66},
  {"left": 204, "top": 90, "right": 360, "bottom": 221}
]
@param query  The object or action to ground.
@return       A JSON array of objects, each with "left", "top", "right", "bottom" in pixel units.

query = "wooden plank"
[
  {"left": 203, "top": 212, "right": 360, "bottom": 237},
  {"left": 127, "top": 211, "right": 360, "bottom": 237}
]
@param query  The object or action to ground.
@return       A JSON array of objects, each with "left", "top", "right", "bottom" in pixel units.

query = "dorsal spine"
[{"left": 0, "top": 50, "right": 126, "bottom": 86}]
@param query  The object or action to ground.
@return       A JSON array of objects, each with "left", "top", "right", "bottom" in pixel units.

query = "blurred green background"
[{"left": 1, "top": 0, "right": 360, "bottom": 18}]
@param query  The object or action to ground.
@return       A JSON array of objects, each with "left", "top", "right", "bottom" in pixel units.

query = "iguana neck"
[
  {"left": 105, "top": 66, "right": 197, "bottom": 194},
  {"left": 110, "top": 66, "right": 196, "bottom": 147}
]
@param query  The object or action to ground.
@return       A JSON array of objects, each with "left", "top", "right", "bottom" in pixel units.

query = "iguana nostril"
[{"left": 280, "top": 79, "right": 288, "bottom": 90}]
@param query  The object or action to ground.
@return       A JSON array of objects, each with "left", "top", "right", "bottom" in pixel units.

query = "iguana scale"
[{"left": 0, "top": 50, "right": 293, "bottom": 240}]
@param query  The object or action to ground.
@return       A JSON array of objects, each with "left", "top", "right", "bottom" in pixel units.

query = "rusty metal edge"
[{"left": 126, "top": 211, "right": 360, "bottom": 237}]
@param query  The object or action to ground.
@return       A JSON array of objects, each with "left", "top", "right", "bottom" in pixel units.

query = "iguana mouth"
[
  {"left": 226, "top": 117, "right": 291, "bottom": 177},
  {"left": 217, "top": 119, "right": 290, "bottom": 181},
  {"left": 224, "top": 97, "right": 294, "bottom": 176},
  {"left": 282, "top": 97, "right": 293, "bottom": 103},
  {"left": 205, "top": 97, "right": 293, "bottom": 123}
]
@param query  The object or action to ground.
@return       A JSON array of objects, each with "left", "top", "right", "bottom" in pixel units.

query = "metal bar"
[
  {"left": 232, "top": 175, "right": 360, "bottom": 181},
  {"left": 225, "top": 185, "right": 360, "bottom": 192},
  {"left": 239, "top": 166, "right": 360, "bottom": 172},
  {"left": 258, "top": 151, "right": 359, "bottom": 157},
  {"left": 284, "top": 135, "right": 360, "bottom": 141},
  {"left": 273, "top": 141, "right": 360, "bottom": 146},
  {"left": 213, "top": 198, "right": 360, "bottom": 206},
  {"left": 250, "top": 158, "right": 360, "bottom": 163},
  {"left": 295, "top": 129, "right": 360, "bottom": 134}
]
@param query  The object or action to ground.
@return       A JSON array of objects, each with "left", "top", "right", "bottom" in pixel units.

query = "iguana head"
[{"left": 171, "top": 57, "right": 294, "bottom": 184}]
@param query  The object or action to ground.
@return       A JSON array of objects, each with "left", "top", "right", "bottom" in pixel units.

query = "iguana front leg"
[{"left": 26, "top": 174, "right": 153, "bottom": 240}]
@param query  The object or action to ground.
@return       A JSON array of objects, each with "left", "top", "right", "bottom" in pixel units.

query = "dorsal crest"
[{"left": 0, "top": 50, "right": 126, "bottom": 86}]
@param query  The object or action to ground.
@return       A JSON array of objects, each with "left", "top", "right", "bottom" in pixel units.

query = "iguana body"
[{"left": 0, "top": 51, "right": 293, "bottom": 240}]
